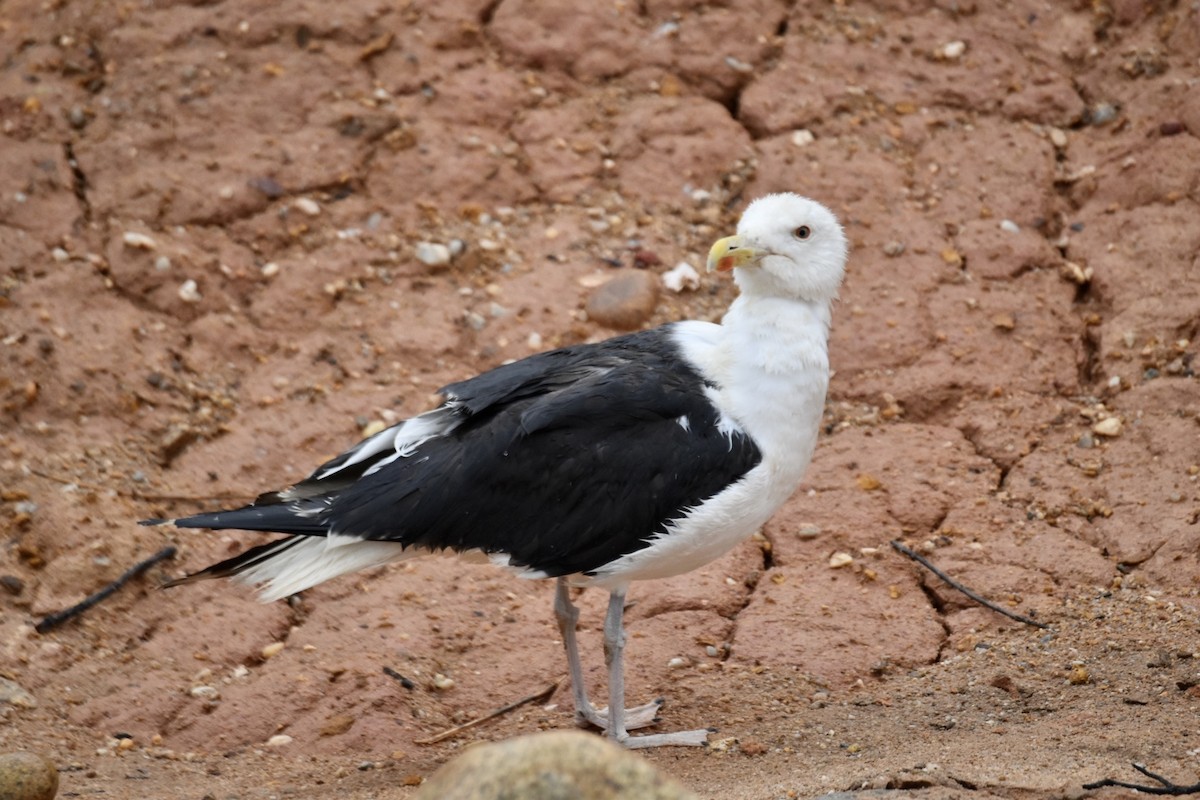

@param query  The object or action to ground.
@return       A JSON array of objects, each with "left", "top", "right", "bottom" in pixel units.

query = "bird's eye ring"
[{"left": 793, "top": 225, "right": 812, "bottom": 240}]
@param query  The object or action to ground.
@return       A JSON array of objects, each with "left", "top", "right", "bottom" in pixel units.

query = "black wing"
[{"left": 325, "top": 329, "right": 762, "bottom": 576}]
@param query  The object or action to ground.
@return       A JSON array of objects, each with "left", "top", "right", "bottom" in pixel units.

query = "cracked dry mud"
[{"left": 2, "top": 1, "right": 1199, "bottom": 798}]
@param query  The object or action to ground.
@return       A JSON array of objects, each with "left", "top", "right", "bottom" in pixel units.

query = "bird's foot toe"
[
  {"left": 575, "top": 698, "right": 664, "bottom": 731},
  {"left": 618, "top": 727, "right": 714, "bottom": 749}
]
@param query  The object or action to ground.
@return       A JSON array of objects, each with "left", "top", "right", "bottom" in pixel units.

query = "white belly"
[{"left": 577, "top": 459, "right": 791, "bottom": 590}]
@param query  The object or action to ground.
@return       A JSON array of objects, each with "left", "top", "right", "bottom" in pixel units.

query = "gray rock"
[
  {"left": 584, "top": 271, "right": 659, "bottom": 331},
  {"left": 414, "top": 731, "right": 698, "bottom": 800},
  {"left": 0, "top": 679, "right": 36, "bottom": 710},
  {"left": 0, "top": 752, "right": 58, "bottom": 800}
]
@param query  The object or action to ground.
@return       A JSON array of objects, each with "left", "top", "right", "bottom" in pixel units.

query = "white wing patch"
[
  {"left": 487, "top": 551, "right": 550, "bottom": 580},
  {"left": 676, "top": 414, "right": 691, "bottom": 432},
  {"left": 313, "top": 426, "right": 396, "bottom": 481},
  {"left": 313, "top": 407, "right": 460, "bottom": 482},
  {"left": 237, "top": 536, "right": 415, "bottom": 602}
]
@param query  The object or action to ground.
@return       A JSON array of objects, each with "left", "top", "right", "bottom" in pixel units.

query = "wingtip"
[{"left": 139, "top": 518, "right": 170, "bottom": 527}]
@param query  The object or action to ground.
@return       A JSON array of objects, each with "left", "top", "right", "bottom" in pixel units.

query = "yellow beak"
[{"left": 706, "top": 235, "right": 765, "bottom": 273}]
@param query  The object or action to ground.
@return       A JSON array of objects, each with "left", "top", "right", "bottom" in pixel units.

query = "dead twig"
[
  {"left": 415, "top": 678, "right": 562, "bottom": 745},
  {"left": 1084, "top": 763, "right": 1200, "bottom": 795},
  {"left": 35, "top": 547, "right": 177, "bottom": 634},
  {"left": 890, "top": 540, "right": 1050, "bottom": 630},
  {"left": 383, "top": 666, "right": 416, "bottom": 690}
]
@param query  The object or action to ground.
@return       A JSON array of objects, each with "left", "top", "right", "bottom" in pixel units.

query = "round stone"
[{"left": 0, "top": 752, "right": 59, "bottom": 800}]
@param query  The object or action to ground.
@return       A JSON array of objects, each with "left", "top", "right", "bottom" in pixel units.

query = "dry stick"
[
  {"left": 1083, "top": 763, "right": 1200, "bottom": 796},
  {"left": 414, "top": 679, "right": 562, "bottom": 746},
  {"left": 35, "top": 546, "right": 177, "bottom": 634},
  {"left": 383, "top": 666, "right": 417, "bottom": 690},
  {"left": 890, "top": 540, "right": 1050, "bottom": 630}
]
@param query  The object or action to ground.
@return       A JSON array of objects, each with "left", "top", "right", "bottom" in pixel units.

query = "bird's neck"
[
  {"left": 721, "top": 293, "right": 833, "bottom": 376},
  {"left": 719, "top": 293, "right": 833, "bottom": 482}
]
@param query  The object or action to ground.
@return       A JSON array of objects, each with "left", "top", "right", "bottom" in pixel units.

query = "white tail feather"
[{"left": 235, "top": 537, "right": 416, "bottom": 602}]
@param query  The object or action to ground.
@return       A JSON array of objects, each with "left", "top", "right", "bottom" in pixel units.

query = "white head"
[{"left": 706, "top": 193, "right": 848, "bottom": 302}]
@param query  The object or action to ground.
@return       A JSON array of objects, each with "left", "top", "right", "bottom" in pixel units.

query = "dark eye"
[{"left": 793, "top": 225, "right": 812, "bottom": 240}]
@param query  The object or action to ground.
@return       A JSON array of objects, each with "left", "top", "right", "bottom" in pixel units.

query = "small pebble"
[
  {"left": 829, "top": 552, "right": 854, "bottom": 569},
  {"left": 667, "top": 657, "right": 688, "bottom": 669},
  {"left": 1092, "top": 417, "right": 1123, "bottom": 437},
  {"left": 790, "top": 129, "right": 815, "bottom": 147},
  {"left": 856, "top": 473, "right": 882, "bottom": 491},
  {"left": 937, "top": 40, "right": 966, "bottom": 60},
  {"left": 266, "top": 735, "right": 293, "bottom": 747},
  {"left": 999, "top": 219, "right": 1020, "bottom": 234},
  {"left": 0, "top": 751, "right": 58, "bottom": 800},
  {"left": 293, "top": 197, "right": 321, "bottom": 216},
  {"left": 796, "top": 524, "right": 822, "bottom": 539},
  {"left": 177, "top": 279, "right": 202, "bottom": 303},
  {"left": 122, "top": 231, "right": 157, "bottom": 250},
  {"left": 991, "top": 312, "right": 1016, "bottom": 331},
  {"left": 1048, "top": 127, "right": 1068, "bottom": 148},
  {"left": 51, "top": 247, "right": 69, "bottom": 262},
  {"left": 654, "top": 20, "right": 680, "bottom": 38},
  {"left": 724, "top": 55, "right": 754, "bottom": 73},
  {"left": 261, "top": 641, "right": 285, "bottom": 659},
  {"left": 153, "top": 256, "right": 171, "bottom": 271},
  {"left": 632, "top": 250, "right": 661, "bottom": 269},
  {"left": 882, "top": 241, "right": 905, "bottom": 257},
  {"left": 0, "top": 575, "right": 24, "bottom": 596},
  {"left": 415, "top": 242, "right": 452, "bottom": 267},
  {"left": 1077, "top": 432, "right": 1095, "bottom": 449},
  {"left": 1159, "top": 121, "right": 1185, "bottom": 137},
  {"left": 431, "top": 673, "right": 455, "bottom": 691},
  {"left": 1089, "top": 103, "right": 1118, "bottom": 126},
  {"left": 261, "top": 262, "right": 280, "bottom": 278},
  {"left": 68, "top": 106, "right": 88, "bottom": 129},
  {"left": 248, "top": 176, "right": 285, "bottom": 198},
  {"left": 189, "top": 685, "right": 220, "bottom": 700},
  {"left": 705, "top": 645, "right": 719, "bottom": 658}
]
